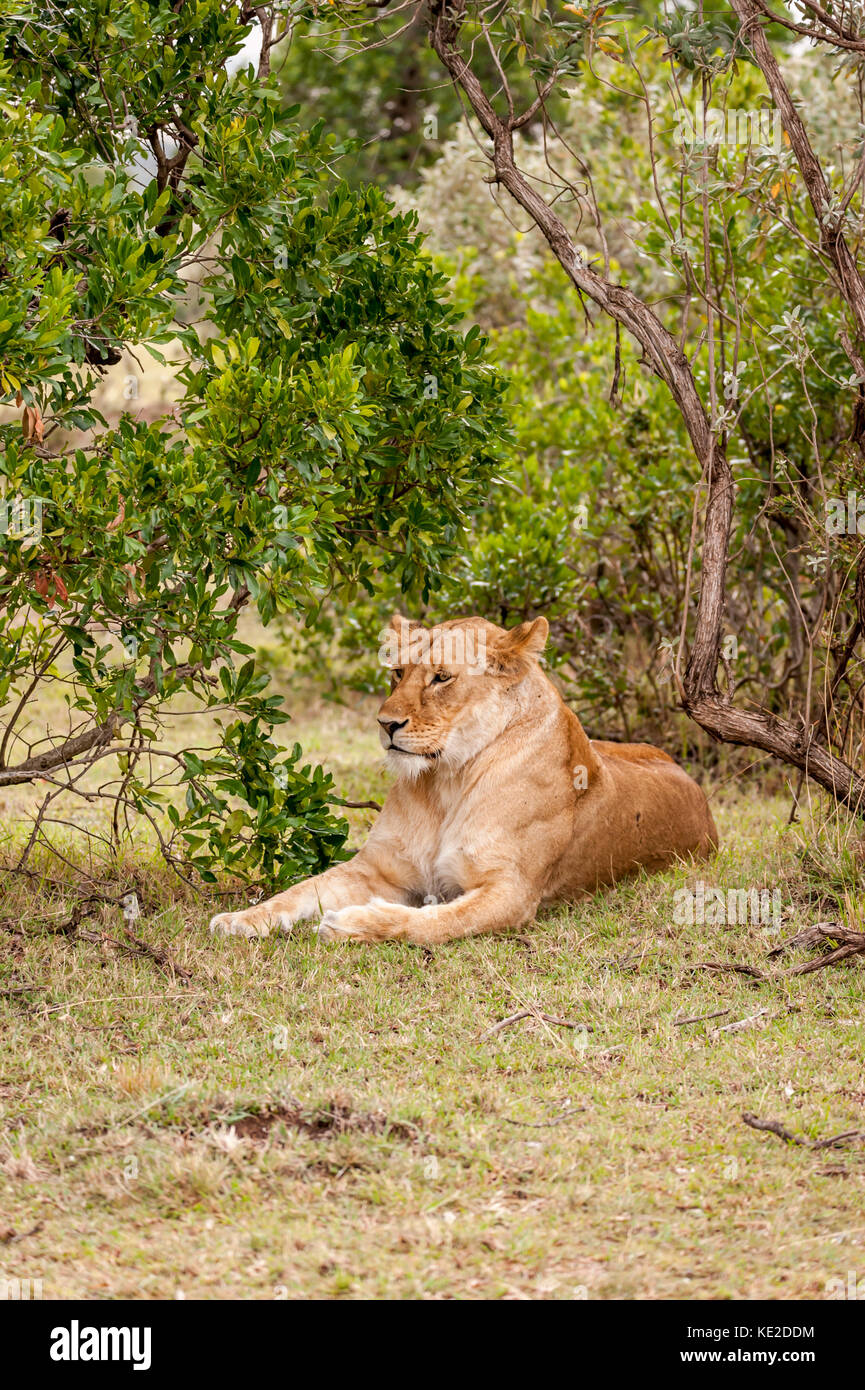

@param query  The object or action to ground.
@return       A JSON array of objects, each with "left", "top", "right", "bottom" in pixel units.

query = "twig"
[
  {"left": 767, "top": 922, "right": 865, "bottom": 977},
  {"left": 812, "top": 1131, "right": 865, "bottom": 1151},
  {"left": 502, "top": 1106, "right": 587, "bottom": 1129},
  {"left": 673, "top": 1008, "right": 730, "bottom": 1027},
  {"left": 27, "top": 891, "right": 192, "bottom": 982},
  {"left": 743, "top": 1113, "right": 865, "bottom": 1150},
  {"left": 692, "top": 924, "right": 865, "bottom": 985},
  {"left": 480, "top": 1009, "right": 590, "bottom": 1040},
  {"left": 480, "top": 1009, "right": 531, "bottom": 1038},
  {"left": 333, "top": 798, "right": 382, "bottom": 812},
  {"left": 689, "top": 961, "right": 769, "bottom": 980},
  {"left": 711, "top": 1008, "right": 769, "bottom": 1035},
  {"left": 119, "top": 926, "right": 192, "bottom": 983},
  {"left": 0, "top": 983, "right": 48, "bottom": 997},
  {"left": 0, "top": 1222, "right": 44, "bottom": 1244},
  {"left": 767, "top": 922, "right": 865, "bottom": 957},
  {"left": 40, "top": 990, "right": 204, "bottom": 1017},
  {"left": 743, "top": 1113, "right": 808, "bottom": 1145},
  {"left": 784, "top": 944, "right": 865, "bottom": 977}
]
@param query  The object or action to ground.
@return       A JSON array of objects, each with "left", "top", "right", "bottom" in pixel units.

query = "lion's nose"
[{"left": 379, "top": 717, "right": 408, "bottom": 740}]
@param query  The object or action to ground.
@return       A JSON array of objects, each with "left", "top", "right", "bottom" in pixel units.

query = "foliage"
[
  {"left": 0, "top": 0, "right": 507, "bottom": 884},
  {"left": 294, "top": 6, "right": 865, "bottom": 771},
  {"left": 278, "top": 8, "right": 546, "bottom": 189}
]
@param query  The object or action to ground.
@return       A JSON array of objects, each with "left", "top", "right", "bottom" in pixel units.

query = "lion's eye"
[{"left": 431, "top": 671, "right": 453, "bottom": 685}]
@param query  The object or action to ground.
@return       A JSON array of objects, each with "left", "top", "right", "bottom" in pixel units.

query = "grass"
[{"left": 1, "top": 691, "right": 864, "bottom": 1300}]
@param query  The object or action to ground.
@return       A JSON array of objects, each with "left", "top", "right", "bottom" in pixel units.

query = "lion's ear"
[
  {"left": 502, "top": 617, "right": 548, "bottom": 659},
  {"left": 388, "top": 612, "right": 423, "bottom": 637},
  {"left": 492, "top": 616, "right": 549, "bottom": 678}
]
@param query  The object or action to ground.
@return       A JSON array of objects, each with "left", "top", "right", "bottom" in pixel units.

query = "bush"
[{"left": 0, "top": 0, "right": 507, "bottom": 884}]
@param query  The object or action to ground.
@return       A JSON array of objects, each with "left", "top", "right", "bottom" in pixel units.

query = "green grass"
[{"left": 1, "top": 694, "right": 864, "bottom": 1300}]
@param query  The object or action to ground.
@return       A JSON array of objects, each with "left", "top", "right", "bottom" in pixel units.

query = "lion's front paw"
[
  {"left": 316, "top": 898, "right": 411, "bottom": 944},
  {"left": 209, "top": 909, "right": 281, "bottom": 938}
]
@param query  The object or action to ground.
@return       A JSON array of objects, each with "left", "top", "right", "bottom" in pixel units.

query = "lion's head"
[{"left": 376, "top": 613, "right": 549, "bottom": 777}]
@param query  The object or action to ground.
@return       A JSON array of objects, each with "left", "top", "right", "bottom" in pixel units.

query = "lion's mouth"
[{"left": 388, "top": 745, "right": 441, "bottom": 759}]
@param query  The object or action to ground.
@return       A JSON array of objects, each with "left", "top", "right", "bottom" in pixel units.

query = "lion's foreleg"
[
  {"left": 209, "top": 854, "right": 409, "bottom": 938},
  {"left": 318, "top": 877, "right": 539, "bottom": 946}
]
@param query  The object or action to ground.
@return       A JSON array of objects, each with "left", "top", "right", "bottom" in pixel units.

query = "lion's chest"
[
  {"left": 406, "top": 819, "right": 469, "bottom": 903},
  {"left": 389, "top": 782, "right": 488, "bottom": 902}
]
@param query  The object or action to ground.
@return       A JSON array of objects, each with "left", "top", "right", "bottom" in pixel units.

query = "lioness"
[{"left": 209, "top": 613, "right": 718, "bottom": 944}]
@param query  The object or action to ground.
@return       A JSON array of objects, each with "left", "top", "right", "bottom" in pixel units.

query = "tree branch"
[
  {"left": 730, "top": 0, "right": 865, "bottom": 356},
  {"left": 425, "top": 0, "right": 865, "bottom": 811},
  {"left": 427, "top": 0, "right": 729, "bottom": 698}
]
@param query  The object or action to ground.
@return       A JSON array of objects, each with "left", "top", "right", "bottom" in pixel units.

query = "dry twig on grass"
[
  {"left": 743, "top": 1113, "right": 865, "bottom": 1150},
  {"left": 688, "top": 961, "right": 769, "bottom": 979},
  {"left": 691, "top": 922, "right": 865, "bottom": 985},
  {"left": 479, "top": 1008, "right": 590, "bottom": 1040},
  {"left": 766, "top": 922, "right": 865, "bottom": 977},
  {"left": 711, "top": 1009, "right": 769, "bottom": 1036},
  {"left": 0, "top": 1222, "right": 44, "bottom": 1244},
  {"left": 673, "top": 1008, "right": 731, "bottom": 1027},
  {"left": 117, "top": 925, "right": 192, "bottom": 982},
  {"left": 502, "top": 1106, "right": 587, "bottom": 1129},
  {"left": 27, "top": 890, "right": 192, "bottom": 982}
]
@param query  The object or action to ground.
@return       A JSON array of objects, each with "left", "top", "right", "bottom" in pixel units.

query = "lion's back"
[{"left": 590, "top": 739, "right": 677, "bottom": 765}]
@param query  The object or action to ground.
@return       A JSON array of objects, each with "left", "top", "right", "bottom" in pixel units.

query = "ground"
[{"left": 1, "top": 689, "right": 864, "bottom": 1300}]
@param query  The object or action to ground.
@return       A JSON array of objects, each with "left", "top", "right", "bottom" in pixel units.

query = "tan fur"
[{"left": 209, "top": 614, "right": 718, "bottom": 944}]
